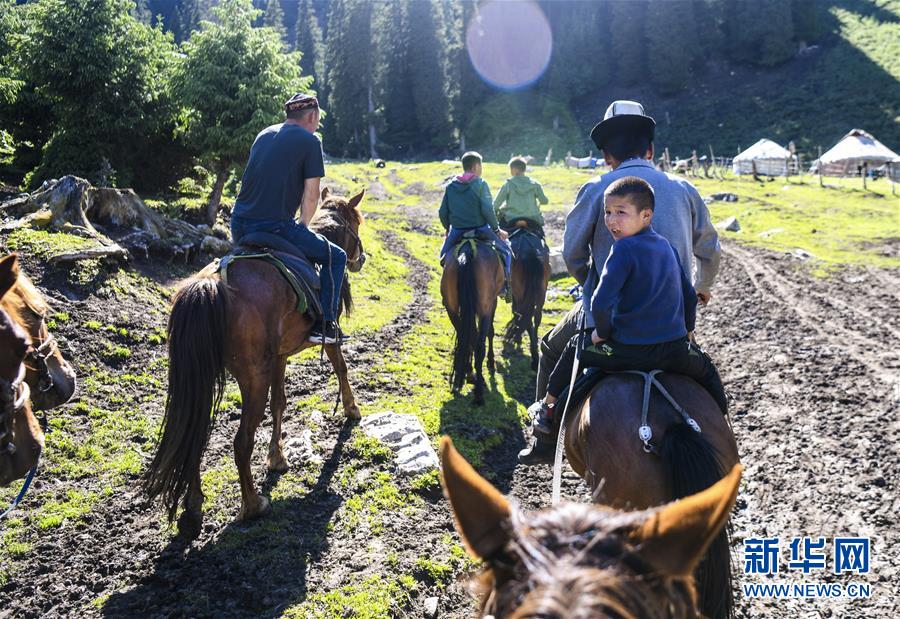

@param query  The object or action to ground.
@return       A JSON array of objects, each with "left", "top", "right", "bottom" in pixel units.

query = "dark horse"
[
  {"left": 561, "top": 373, "right": 741, "bottom": 618},
  {"left": 503, "top": 225, "right": 550, "bottom": 370},
  {"left": 145, "top": 189, "right": 366, "bottom": 538},
  {"left": 441, "top": 437, "right": 742, "bottom": 619},
  {"left": 0, "top": 255, "right": 44, "bottom": 487},
  {"left": 0, "top": 254, "right": 77, "bottom": 411},
  {"left": 441, "top": 238, "right": 503, "bottom": 405}
]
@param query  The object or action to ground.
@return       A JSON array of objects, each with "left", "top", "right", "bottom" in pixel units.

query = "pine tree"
[
  {"left": 406, "top": 0, "right": 452, "bottom": 149},
  {"left": 541, "top": 1, "right": 609, "bottom": 103},
  {"left": 610, "top": 0, "right": 646, "bottom": 85},
  {"left": 727, "top": 0, "right": 795, "bottom": 66},
  {"left": 295, "top": 0, "right": 324, "bottom": 88},
  {"left": 371, "top": 0, "right": 416, "bottom": 155},
  {"left": 263, "top": 0, "right": 287, "bottom": 45},
  {"left": 645, "top": 0, "right": 697, "bottom": 94},
  {"left": 791, "top": 0, "right": 819, "bottom": 44},
  {"left": 323, "top": 0, "right": 373, "bottom": 157}
]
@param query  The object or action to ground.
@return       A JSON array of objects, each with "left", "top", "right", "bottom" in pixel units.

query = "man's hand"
[
  {"left": 591, "top": 329, "right": 605, "bottom": 345},
  {"left": 497, "top": 229, "right": 509, "bottom": 241},
  {"left": 697, "top": 291, "right": 712, "bottom": 306}
]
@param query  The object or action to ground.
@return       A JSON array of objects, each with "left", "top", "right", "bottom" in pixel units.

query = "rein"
[
  {"left": 0, "top": 361, "right": 40, "bottom": 520},
  {"left": 327, "top": 210, "right": 366, "bottom": 268}
]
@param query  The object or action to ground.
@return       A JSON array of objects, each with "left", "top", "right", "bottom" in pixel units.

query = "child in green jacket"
[{"left": 493, "top": 156, "right": 549, "bottom": 236}]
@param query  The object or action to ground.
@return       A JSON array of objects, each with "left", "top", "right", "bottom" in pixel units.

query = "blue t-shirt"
[
  {"left": 590, "top": 227, "right": 697, "bottom": 345},
  {"left": 233, "top": 123, "right": 326, "bottom": 221}
]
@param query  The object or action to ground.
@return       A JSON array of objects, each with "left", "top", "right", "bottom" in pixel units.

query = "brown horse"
[
  {"left": 0, "top": 255, "right": 44, "bottom": 488},
  {"left": 144, "top": 189, "right": 366, "bottom": 538},
  {"left": 561, "top": 373, "right": 741, "bottom": 618},
  {"left": 0, "top": 255, "right": 77, "bottom": 411},
  {"left": 503, "top": 225, "right": 550, "bottom": 370},
  {"left": 440, "top": 436, "right": 741, "bottom": 619},
  {"left": 441, "top": 238, "right": 503, "bottom": 405}
]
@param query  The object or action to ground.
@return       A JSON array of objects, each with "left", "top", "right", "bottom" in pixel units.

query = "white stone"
[
  {"left": 549, "top": 248, "right": 568, "bottom": 276},
  {"left": 284, "top": 428, "right": 322, "bottom": 464},
  {"left": 423, "top": 596, "right": 439, "bottom": 618},
  {"left": 716, "top": 216, "right": 740, "bottom": 232},
  {"left": 360, "top": 411, "right": 439, "bottom": 475}
]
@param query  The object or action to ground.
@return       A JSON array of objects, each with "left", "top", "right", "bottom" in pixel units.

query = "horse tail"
[
  {"left": 144, "top": 275, "right": 228, "bottom": 522},
  {"left": 660, "top": 423, "right": 734, "bottom": 619},
  {"left": 450, "top": 246, "right": 477, "bottom": 391},
  {"left": 503, "top": 237, "right": 544, "bottom": 343}
]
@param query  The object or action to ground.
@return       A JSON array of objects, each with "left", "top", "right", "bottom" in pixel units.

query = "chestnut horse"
[
  {"left": 440, "top": 436, "right": 742, "bottom": 619},
  {"left": 0, "top": 255, "right": 77, "bottom": 411},
  {"left": 145, "top": 189, "right": 365, "bottom": 538},
  {"left": 441, "top": 239, "right": 503, "bottom": 405},
  {"left": 503, "top": 225, "right": 550, "bottom": 370},
  {"left": 562, "top": 373, "right": 741, "bottom": 618},
  {"left": 0, "top": 255, "right": 44, "bottom": 489}
]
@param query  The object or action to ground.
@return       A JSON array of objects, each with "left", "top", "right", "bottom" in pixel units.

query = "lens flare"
[{"left": 466, "top": 0, "right": 552, "bottom": 91}]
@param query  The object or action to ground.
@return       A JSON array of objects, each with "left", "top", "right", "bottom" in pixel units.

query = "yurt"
[
  {"left": 733, "top": 139, "right": 795, "bottom": 176},
  {"left": 814, "top": 129, "right": 900, "bottom": 177}
]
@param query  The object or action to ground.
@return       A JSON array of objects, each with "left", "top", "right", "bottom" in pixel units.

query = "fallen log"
[{"left": 48, "top": 245, "right": 129, "bottom": 265}]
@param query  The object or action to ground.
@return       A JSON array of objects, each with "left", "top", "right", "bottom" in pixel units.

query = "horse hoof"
[
  {"left": 267, "top": 455, "right": 291, "bottom": 472},
  {"left": 344, "top": 405, "right": 361, "bottom": 420},
  {"left": 177, "top": 509, "right": 203, "bottom": 540},
  {"left": 238, "top": 495, "right": 271, "bottom": 522}
]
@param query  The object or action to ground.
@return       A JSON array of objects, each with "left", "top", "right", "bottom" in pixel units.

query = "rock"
[
  {"left": 709, "top": 192, "right": 739, "bottom": 202},
  {"left": 790, "top": 248, "right": 814, "bottom": 260},
  {"left": 423, "top": 596, "right": 439, "bottom": 618},
  {"left": 201, "top": 235, "right": 232, "bottom": 256},
  {"left": 360, "top": 411, "right": 439, "bottom": 475},
  {"left": 757, "top": 227, "right": 783, "bottom": 238},
  {"left": 284, "top": 428, "right": 322, "bottom": 464},
  {"left": 716, "top": 216, "right": 741, "bottom": 232},
  {"left": 549, "top": 247, "right": 567, "bottom": 276}
]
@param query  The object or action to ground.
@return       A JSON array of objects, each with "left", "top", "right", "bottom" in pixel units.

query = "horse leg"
[
  {"left": 528, "top": 311, "right": 539, "bottom": 371},
  {"left": 325, "top": 344, "right": 361, "bottom": 420},
  {"left": 176, "top": 469, "right": 205, "bottom": 540},
  {"left": 473, "top": 316, "right": 489, "bottom": 405},
  {"left": 235, "top": 373, "right": 272, "bottom": 521},
  {"left": 487, "top": 315, "right": 496, "bottom": 374},
  {"left": 267, "top": 355, "right": 290, "bottom": 472}
]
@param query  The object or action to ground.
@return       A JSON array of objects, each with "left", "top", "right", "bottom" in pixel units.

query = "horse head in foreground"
[
  {"left": 440, "top": 437, "right": 741, "bottom": 619},
  {"left": 0, "top": 255, "right": 44, "bottom": 487},
  {"left": 0, "top": 254, "right": 76, "bottom": 410}
]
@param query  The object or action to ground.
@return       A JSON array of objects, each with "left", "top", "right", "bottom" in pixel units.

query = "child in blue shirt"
[{"left": 530, "top": 176, "right": 727, "bottom": 435}]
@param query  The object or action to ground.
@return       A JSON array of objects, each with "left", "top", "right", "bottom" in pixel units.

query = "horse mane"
[{"left": 478, "top": 502, "right": 700, "bottom": 619}]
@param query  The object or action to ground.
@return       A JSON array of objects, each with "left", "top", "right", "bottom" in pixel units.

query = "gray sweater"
[{"left": 563, "top": 159, "right": 720, "bottom": 326}]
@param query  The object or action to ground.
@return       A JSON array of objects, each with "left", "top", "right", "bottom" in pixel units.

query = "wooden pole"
[{"left": 862, "top": 163, "right": 867, "bottom": 190}]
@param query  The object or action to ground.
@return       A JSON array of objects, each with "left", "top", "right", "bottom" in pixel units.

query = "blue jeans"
[
  {"left": 231, "top": 215, "right": 347, "bottom": 321},
  {"left": 440, "top": 225, "right": 511, "bottom": 279}
]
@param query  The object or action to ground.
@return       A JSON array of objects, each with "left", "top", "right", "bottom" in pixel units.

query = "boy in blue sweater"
[{"left": 530, "top": 176, "right": 727, "bottom": 435}]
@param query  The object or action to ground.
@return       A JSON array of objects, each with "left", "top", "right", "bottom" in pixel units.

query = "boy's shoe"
[
  {"left": 518, "top": 435, "right": 555, "bottom": 464},
  {"left": 528, "top": 400, "right": 555, "bottom": 436},
  {"left": 308, "top": 321, "right": 350, "bottom": 345}
]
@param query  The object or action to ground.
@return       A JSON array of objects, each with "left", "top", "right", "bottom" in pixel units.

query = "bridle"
[
  {"left": 19, "top": 300, "right": 60, "bottom": 394},
  {"left": 0, "top": 356, "right": 39, "bottom": 520},
  {"left": 329, "top": 210, "right": 367, "bottom": 269}
]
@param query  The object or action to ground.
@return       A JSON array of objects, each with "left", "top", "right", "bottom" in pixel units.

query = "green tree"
[
  {"left": 324, "top": 0, "right": 373, "bottom": 157},
  {"left": 174, "top": 0, "right": 309, "bottom": 224},
  {"left": 371, "top": 0, "right": 415, "bottom": 155},
  {"left": 610, "top": 0, "right": 646, "bottom": 85},
  {"left": 295, "top": 0, "right": 324, "bottom": 88},
  {"left": 406, "top": 0, "right": 452, "bottom": 150},
  {"left": 646, "top": 0, "right": 697, "bottom": 94},
  {"left": 18, "top": 0, "right": 179, "bottom": 189},
  {"left": 263, "top": 0, "right": 287, "bottom": 45},
  {"left": 791, "top": 0, "right": 819, "bottom": 44},
  {"left": 727, "top": 0, "right": 795, "bottom": 66}
]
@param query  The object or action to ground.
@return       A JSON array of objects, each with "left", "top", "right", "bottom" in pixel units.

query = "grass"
[{"left": 283, "top": 573, "right": 415, "bottom": 619}]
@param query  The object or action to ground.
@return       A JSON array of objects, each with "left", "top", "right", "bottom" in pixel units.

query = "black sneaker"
[
  {"left": 517, "top": 435, "right": 555, "bottom": 464},
  {"left": 528, "top": 400, "right": 555, "bottom": 436},
  {"left": 308, "top": 321, "right": 350, "bottom": 345}
]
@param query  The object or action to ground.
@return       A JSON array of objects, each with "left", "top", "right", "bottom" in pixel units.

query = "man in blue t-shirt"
[
  {"left": 529, "top": 176, "right": 727, "bottom": 436},
  {"left": 231, "top": 93, "right": 347, "bottom": 344}
]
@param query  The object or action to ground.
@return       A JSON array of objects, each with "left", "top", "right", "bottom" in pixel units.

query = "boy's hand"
[
  {"left": 497, "top": 229, "right": 509, "bottom": 241},
  {"left": 591, "top": 329, "right": 605, "bottom": 345},
  {"left": 697, "top": 291, "right": 712, "bottom": 305}
]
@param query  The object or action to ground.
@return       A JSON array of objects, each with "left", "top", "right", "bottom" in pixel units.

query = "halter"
[
  {"left": 0, "top": 358, "right": 40, "bottom": 520},
  {"left": 19, "top": 299, "right": 60, "bottom": 394},
  {"left": 328, "top": 210, "right": 366, "bottom": 268}
]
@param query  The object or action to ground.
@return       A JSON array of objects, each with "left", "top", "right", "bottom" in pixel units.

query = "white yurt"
[
  {"left": 733, "top": 139, "right": 795, "bottom": 176},
  {"left": 814, "top": 129, "right": 900, "bottom": 178}
]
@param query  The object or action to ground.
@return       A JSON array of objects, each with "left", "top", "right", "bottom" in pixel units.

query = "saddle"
[
  {"left": 217, "top": 231, "right": 322, "bottom": 317},
  {"left": 445, "top": 229, "right": 503, "bottom": 268},
  {"left": 508, "top": 227, "right": 548, "bottom": 259}
]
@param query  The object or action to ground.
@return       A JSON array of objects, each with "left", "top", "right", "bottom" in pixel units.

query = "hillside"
[{"left": 568, "top": 0, "right": 900, "bottom": 159}]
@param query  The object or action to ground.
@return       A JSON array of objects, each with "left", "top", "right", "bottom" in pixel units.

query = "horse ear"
[
  {"left": 347, "top": 189, "right": 365, "bottom": 210},
  {"left": 629, "top": 464, "right": 742, "bottom": 577},
  {"left": 0, "top": 254, "right": 20, "bottom": 299},
  {"left": 440, "top": 436, "right": 511, "bottom": 560},
  {"left": 321, "top": 186, "right": 330, "bottom": 201}
]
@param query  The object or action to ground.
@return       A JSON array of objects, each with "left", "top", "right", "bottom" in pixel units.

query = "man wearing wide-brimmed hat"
[
  {"left": 519, "top": 100, "right": 721, "bottom": 462},
  {"left": 231, "top": 93, "right": 347, "bottom": 345}
]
